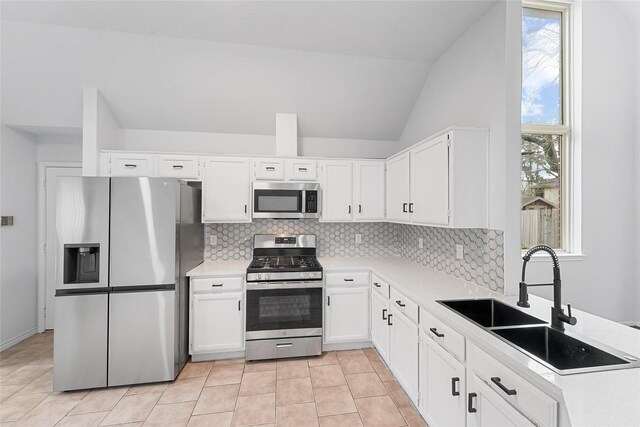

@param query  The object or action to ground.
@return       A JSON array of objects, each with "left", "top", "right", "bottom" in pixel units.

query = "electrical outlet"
[
  {"left": 418, "top": 237, "right": 424, "bottom": 249},
  {"left": 355, "top": 234, "right": 362, "bottom": 244},
  {"left": 456, "top": 244, "right": 464, "bottom": 260},
  {"left": 210, "top": 235, "right": 218, "bottom": 246}
]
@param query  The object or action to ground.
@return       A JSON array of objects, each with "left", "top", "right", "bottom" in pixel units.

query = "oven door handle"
[{"left": 246, "top": 282, "right": 324, "bottom": 290}]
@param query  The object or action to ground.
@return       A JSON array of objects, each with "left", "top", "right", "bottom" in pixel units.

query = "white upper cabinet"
[
  {"left": 386, "top": 128, "right": 488, "bottom": 228},
  {"left": 385, "top": 153, "right": 410, "bottom": 222},
  {"left": 253, "top": 158, "right": 285, "bottom": 181},
  {"left": 354, "top": 161, "right": 385, "bottom": 221},
  {"left": 157, "top": 155, "right": 200, "bottom": 179},
  {"left": 202, "top": 157, "right": 251, "bottom": 223},
  {"left": 108, "top": 153, "right": 155, "bottom": 177},
  {"left": 286, "top": 159, "right": 317, "bottom": 181},
  {"left": 410, "top": 135, "right": 449, "bottom": 225},
  {"left": 321, "top": 161, "right": 354, "bottom": 222}
]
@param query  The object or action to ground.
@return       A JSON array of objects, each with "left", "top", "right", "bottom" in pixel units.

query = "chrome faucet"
[{"left": 517, "top": 245, "right": 577, "bottom": 331}]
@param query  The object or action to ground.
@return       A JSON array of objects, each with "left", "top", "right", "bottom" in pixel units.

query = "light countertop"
[{"left": 188, "top": 256, "right": 640, "bottom": 426}]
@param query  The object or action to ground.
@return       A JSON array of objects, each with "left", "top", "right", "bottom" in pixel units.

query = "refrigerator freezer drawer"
[
  {"left": 53, "top": 293, "right": 108, "bottom": 391},
  {"left": 108, "top": 290, "right": 176, "bottom": 386}
]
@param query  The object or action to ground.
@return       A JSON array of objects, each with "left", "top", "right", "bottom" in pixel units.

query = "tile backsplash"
[{"left": 205, "top": 221, "right": 504, "bottom": 293}]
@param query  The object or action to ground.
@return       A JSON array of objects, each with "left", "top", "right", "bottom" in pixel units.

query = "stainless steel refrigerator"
[{"left": 53, "top": 177, "right": 203, "bottom": 391}]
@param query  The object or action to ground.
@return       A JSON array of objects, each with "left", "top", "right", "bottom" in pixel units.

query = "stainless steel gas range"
[{"left": 245, "top": 234, "right": 323, "bottom": 361}]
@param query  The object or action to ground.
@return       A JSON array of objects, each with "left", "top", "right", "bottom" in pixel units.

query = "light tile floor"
[{"left": 0, "top": 333, "right": 428, "bottom": 426}]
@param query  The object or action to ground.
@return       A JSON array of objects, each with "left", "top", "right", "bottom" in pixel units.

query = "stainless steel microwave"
[{"left": 252, "top": 182, "right": 320, "bottom": 219}]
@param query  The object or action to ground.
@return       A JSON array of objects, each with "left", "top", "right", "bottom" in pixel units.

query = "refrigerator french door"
[{"left": 107, "top": 178, "right": 177, "bottom": 386}]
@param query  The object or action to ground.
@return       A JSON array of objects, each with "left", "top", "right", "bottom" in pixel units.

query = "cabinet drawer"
[
  {"left": 254, "top": 159, "right": 285, "bottom": 180},
  {"left": 157, "top": 155, "right": 199, "bottom": 178},
  {"left": 191, "top": 276, "right": 243, "bottom": 293},
  {"left": 389, "top": 288, "right": 419, "bottom": 325},
  {"left": 421, "top": 309, "right": 465, "bottom": 362},
  {"left": 471, "top": 345, "right": 558, "bottom": 427},
  {"left": 325, "top": 271, "right": 370, "bottom": 287},
  {"left": 110, "top": 154, "right": 155, "bottom": 176},
  {"left": 286, "top": 159, "right": 317, "bottom": 181},
  {"left": 371, "top": 274, "right": 389, "bottom": 298}
]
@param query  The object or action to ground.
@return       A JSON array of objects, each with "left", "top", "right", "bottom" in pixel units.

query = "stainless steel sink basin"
[
  {"left": 493, "top": 326, "right": 640, "bottom": 374},
  {"left": 438, "top": 298, "right": 640, "bottom": 375},
  {"left": 439, "top": 298, "right": 546, "bottom": 328}
]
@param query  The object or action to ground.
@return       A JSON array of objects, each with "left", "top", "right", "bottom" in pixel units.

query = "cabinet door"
[
  {"left": 109, "top": 153, "right": 155, "bottom": 177},
  {"left": 286, "top": 159, "right": 317, "bottom": 181},
  {"left": 192, "top": 292, "right": 244, "bottom": 354},
  {"left": 385, "top": 153, "right": 410, "bottom": 222},
  {"left": 371, "top": 290, "right": 390, "bottom": 364},
  {"left": 324, "top": 287, "right": 369, "bottom": 344},
  {"left": 354, "top": 161, "right": 385, "bottom": 221},
  {"left": 321, "top": 161, "right": 353, "bottom": 221},
  {"left": 467, "top": 375, "right": 535, "bottom": 427},
  {"left": 389, "top": 308, "right": 419, "bottom": 404},
  {"left": 421, "top": 335, "right": 466, "bottom": 427},
  {"left": 410, "top": 135, "right": 449, "bottom": 225},
  {"left": 202, "top": 157, "right": 251, "bottom": 222},
  {"left": 254, "top": 158, "right": 285, "bottom": 181}
]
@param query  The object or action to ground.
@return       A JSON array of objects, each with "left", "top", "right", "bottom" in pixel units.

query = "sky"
[{"left": 522, "top": 10, "right": 561, "bottom": 125}]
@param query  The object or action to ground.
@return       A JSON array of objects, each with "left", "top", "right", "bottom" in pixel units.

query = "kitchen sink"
[
  {"left": 438, "top": 298, "right": 640, "bottom": 374},
  {"left": 439, "top": 298, "right": 547, "bottom": 328},
  {"left": 493, "top": 326, "right": 639, "bottom": 373}
]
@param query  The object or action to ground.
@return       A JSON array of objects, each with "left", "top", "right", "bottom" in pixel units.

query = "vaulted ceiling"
[{"left": 1, "top": 1, "right": 496, "bottom": 140}]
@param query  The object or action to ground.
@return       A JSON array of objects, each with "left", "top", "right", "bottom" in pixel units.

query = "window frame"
[{"left": 521, "top": 0, "right": 581, "bottom": 257}]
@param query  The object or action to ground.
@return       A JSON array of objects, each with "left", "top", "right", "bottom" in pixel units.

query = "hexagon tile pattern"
[{"left": 205, "top": 221, "right": 504, "bottom": 293}]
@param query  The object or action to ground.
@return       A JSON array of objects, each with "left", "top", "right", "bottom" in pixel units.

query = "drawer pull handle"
[
  {"left": 491, "top": 377, "right": 517, "bottom": 396},
  {"left": 395, "top": 300, "right": 406, "bottom": 307},
  {"left": 429, "top": 327, "right": 445, "bottom": 338},
  {"left": 172, "top": 165, "right": 184, "bottom": 169},
  {"left": 276, "top": 343, "right": 293, "bottom": 348},
  {"left": 387, "top": 313, "right": 393, "bottom": 326},
  {"left": 451, "top": 377, "right": 460, "bottom": 396},
  {"left": 343, "top": 278, "right": 354, "bottom": 282},
  {"left": 211, "top": 284, "right": 223, "bottom": 287},
  {"left": 468, "top": 393, "right": 477, "bottom": 413},
  {"left": 266, "top": 167, "right": 276, "bottom": 171},
  {"left": 382, "top": 308, "right": 387, "bottom": 320},
  {"left": 124, "top": 164, "right": 137, "bottom": 168},
  {"left": 373, "top": 282, "right": 381, "bottom": 288},
  {"left": 298, "top": 167, "right": 307, "bottom": 171}
]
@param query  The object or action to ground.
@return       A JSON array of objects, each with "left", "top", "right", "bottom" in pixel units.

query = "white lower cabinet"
[
  {"left": 467, "top": 375, "right": 534, "bottom": 427},
  {"left": 370, "top": 290, "right": 390, "bottom": 364},
  {"left": 420, "top": 332, "right": 466, "bottom": 427},
  {"left": 324, "top": 286, "right": 370, "bottom": 344},
  {"left": 389, "top": 307, "right": 419, "bottom": 405},
  {"left": 191, "top": 288, "right": 244, "bottom": 355}
]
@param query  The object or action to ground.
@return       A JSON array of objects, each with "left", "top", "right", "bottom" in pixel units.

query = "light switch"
[
  {"left": 456, "top": 244, "right": 464, "bottom": 260},
  {"left": 210, "top": 235, "right": 218, "bottom": 246},
  {"left": 355, "top": 234, "right": 362, "bottom": 244},
  {"left": 418, "top": 237, "right": 424, "bottom": 249}
]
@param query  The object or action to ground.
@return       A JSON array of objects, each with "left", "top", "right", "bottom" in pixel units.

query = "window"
[{"left": 521, "top": 2, "right": 572, "bottom": 251}]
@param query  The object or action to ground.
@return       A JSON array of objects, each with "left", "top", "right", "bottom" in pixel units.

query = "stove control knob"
[
  {"left": 265, "top": 273, "right": 271, "bottom": 280},
  {"left": 256, "top": 274, "right": 262, "bottom": 280},
  {"left": 300, "top": 272, "right": 308, "bottom": 279}
]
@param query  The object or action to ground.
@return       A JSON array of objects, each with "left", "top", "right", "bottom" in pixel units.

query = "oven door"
[{"left": 246, "top": 287, "right": 323, "bottom": 340}]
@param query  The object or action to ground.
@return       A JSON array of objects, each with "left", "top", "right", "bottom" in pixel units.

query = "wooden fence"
[{"left": 521, "top": 209, "right": 561, "bottom": 249}]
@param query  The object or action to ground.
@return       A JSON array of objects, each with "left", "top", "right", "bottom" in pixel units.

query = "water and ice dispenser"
[{"left": 63, "top": 243, "right": 100, "bottom": 284}]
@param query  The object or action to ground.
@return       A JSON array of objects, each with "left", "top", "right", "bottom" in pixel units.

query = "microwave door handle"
[{"left": 301, "top": 190, "right": 306, "bottom": 213}]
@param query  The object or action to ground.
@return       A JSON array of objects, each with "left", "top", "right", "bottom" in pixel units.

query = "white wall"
[
  {"left": 397, "top": 1, "right": 522, "bottom": 291},
  {"left": 526, "top": 1, "right": 638, "bottom": 324},
  {"left": 0, "top": 126, "right": 38, "bottom": 349},
  {"left": 37, "top": 134, "right": 82, "bottom": 162},
  {"left": 119, "top": 128, "right": 397, "bottom": 159}
]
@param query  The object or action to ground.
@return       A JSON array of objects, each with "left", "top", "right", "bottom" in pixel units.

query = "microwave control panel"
[{"left": 305, "top": 191, "right": 318, "bottom": 213}]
